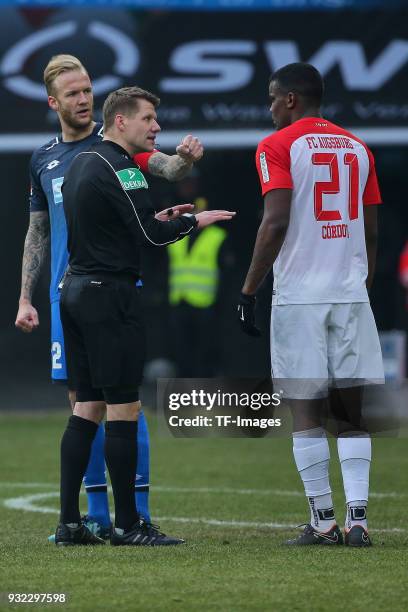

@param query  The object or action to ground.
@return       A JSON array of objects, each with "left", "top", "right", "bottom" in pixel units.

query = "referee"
[{"left": 55, "top": 86, "right": 235, "bottom": 546}]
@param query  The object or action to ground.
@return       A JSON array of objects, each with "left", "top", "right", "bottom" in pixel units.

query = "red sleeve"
[
  {"left": 363, "top": 147, "right": 382, "bottom": 206},
  {"left": 133, "top": 151, "right": 155, "bottom": 174},
  {"left": 255, "top": 137, "right": 293, "bottom": 197}
]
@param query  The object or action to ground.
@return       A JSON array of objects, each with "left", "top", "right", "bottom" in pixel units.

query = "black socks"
[
  {"left": 105, "top": 420, "right": 139, "bottom": 532},
  {"left": 60, "top": 415, "right": 98, "bottom": 524}
]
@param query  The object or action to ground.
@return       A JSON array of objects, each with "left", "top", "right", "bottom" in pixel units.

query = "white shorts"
[{"left": 270, "top": 302, "right": 384, "bottom": 400}]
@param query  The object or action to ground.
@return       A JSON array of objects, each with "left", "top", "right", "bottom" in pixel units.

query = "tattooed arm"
[
  {"left": 15, "top": 210, "right": 50, "bottom": 332},
  {"left": 148, "top": 134, "right": 204, "bottom": 182}
]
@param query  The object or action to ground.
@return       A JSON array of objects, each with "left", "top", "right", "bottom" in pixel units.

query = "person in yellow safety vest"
[
  {"left": 167, "top": 185, "right": 231, "bottom": 377},
  {"left": 168, "top": 201, "right": 226, "bottom": 309}
]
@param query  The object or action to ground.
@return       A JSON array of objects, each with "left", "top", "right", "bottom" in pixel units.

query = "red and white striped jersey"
[{"left": 256, "top": 117, "right": 381, "bottom": 305}]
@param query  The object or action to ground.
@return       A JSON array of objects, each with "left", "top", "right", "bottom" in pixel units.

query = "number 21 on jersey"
[{"left": 312, "top": 153, "right": 359, "bottom": 222}]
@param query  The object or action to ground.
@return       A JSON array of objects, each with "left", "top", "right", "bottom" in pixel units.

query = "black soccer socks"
[
  {"left": 60, "top": 415, "right": 99, "bottom": 525},
  {"left": 104, "top": 420, "right": 139, "bottom": 532}
]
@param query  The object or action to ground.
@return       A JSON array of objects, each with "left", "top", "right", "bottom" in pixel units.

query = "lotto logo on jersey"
[
  {"left": 116, "top": 168, "right": 148, "bottom": 190},
  {"left": 259, "top": 152, "right": 270, "bottom": 183},
  {"left": 51, "top": 177, "right": 64, "bottom": 205}
]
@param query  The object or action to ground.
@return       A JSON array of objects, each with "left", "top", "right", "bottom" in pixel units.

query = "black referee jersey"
[{"left": 62, "top": 140, "right": 197, "bottom": 276}]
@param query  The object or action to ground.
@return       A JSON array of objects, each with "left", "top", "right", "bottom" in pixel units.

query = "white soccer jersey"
[{"left": 256, "top": 117, "right": 382, "bottom": 305}]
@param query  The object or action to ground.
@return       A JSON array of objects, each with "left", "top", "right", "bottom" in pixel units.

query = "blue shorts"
[{"left": 51, "top": 300, "right": 67, "bottom": 381}]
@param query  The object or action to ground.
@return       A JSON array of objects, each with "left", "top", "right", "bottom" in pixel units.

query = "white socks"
[
  {"left": 293, "top": 427, "right": 335, "bottom": 532},
  {"left": 338, "top": 433, "right": 371, "bottom": 531},
  {"left": 345, "top": 501, "right": 368, "bottom": 531},
  {"left": 293, "top": 428, "right": 372, "bottom": 532}
]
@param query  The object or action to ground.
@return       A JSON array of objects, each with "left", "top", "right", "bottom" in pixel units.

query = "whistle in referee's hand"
[{"left": 166, "top": 208, "right": 174, "bottom": 217}]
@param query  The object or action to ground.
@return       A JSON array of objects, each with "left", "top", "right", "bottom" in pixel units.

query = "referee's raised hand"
[
  {"left": 155, "top": 204, "right": 194, "bottom": 221},
  {"left": 155, "top": 206, "right": 235, "bottom": 226},
  {"left": 195, "top": 210, "right": 236, "bottom": 228}
]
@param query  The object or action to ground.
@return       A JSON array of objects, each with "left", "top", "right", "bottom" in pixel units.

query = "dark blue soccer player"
[{"left": 15, "top": 54, "right": 203, "bottom": 539}]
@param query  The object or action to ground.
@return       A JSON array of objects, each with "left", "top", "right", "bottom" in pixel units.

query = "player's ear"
[
  {"left": 115, "top": 114, "right": 126, "bottom": 132},
  {"left": 287, "top": 92, "right": 296, "bottom": 109},
  {"left": 48, "top": 96, "right": 58, "bottom": 112}
]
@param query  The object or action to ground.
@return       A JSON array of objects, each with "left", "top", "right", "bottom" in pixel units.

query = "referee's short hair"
[
  {"left": 44, "top": 54, "right": 87, "bottom": 96},
  {"left": 270, "top": 63, "right": 324, "bottom": 106},
  {"left": 103, "top": 87, "right": 160, "bottom": 131}
]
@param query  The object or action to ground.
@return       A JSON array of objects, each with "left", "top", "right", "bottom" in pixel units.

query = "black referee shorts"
[{"left": 60, "top": 273, "right": 146, "bottom": 404}]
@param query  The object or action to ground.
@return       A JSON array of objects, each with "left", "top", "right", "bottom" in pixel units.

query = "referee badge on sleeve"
[{"left": 116, "top": 168, "right": 148, "bottom": 190}]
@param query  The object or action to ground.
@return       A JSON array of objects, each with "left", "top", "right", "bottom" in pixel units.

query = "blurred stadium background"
[
  {"left": 0, "top": 0, "right": 407, "bottom": 411},
  {"left": 0, "top": 2, "right": 407, "bottom": 609}
]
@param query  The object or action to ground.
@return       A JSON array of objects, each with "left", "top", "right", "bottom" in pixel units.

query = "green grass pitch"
[{"left": 0, "top": 411, "right": 407, "bottom": 611}]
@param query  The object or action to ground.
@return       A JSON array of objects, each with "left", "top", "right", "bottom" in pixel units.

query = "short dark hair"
[
  {"left": 103, "top": 86, "right": 160, "bottom": 130},
  {"left": 270, "top": 62, "right": 324, "bottom": 105}
]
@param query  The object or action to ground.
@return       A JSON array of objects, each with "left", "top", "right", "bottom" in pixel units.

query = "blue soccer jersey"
[
  {"left": 29, "top": 123, "right": 104, "bottom": 305},
  {"left": 29, "top": 123, "right": 104, "bottom": 379}
]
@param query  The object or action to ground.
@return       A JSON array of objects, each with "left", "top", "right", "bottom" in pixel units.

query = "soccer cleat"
[
  {"left": 345, "top": 525, "right": 372, "bottom": 547},
  {"left": 48, "top": 515, "right": 111, "bottom": 543},
  {"left": 110, "top": 518, "right": 185, "bottom": 546},
  {"left": 285, "top": 523, "right": 344, "bottom": 546},
  {"left": 54, "top": 521, "right": 106, "bottom": 546},
  {"left": 80, "top": 515, "right": 112, "bottom": 539}
]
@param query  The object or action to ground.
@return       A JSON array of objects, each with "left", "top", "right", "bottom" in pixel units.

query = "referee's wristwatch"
[{"left": 181, "top": 213, "right": 198, "bottom": 228}]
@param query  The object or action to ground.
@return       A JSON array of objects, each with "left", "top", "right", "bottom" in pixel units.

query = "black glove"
[{"left": 237, "top": 293, "right": 261, "bottom": 337}]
